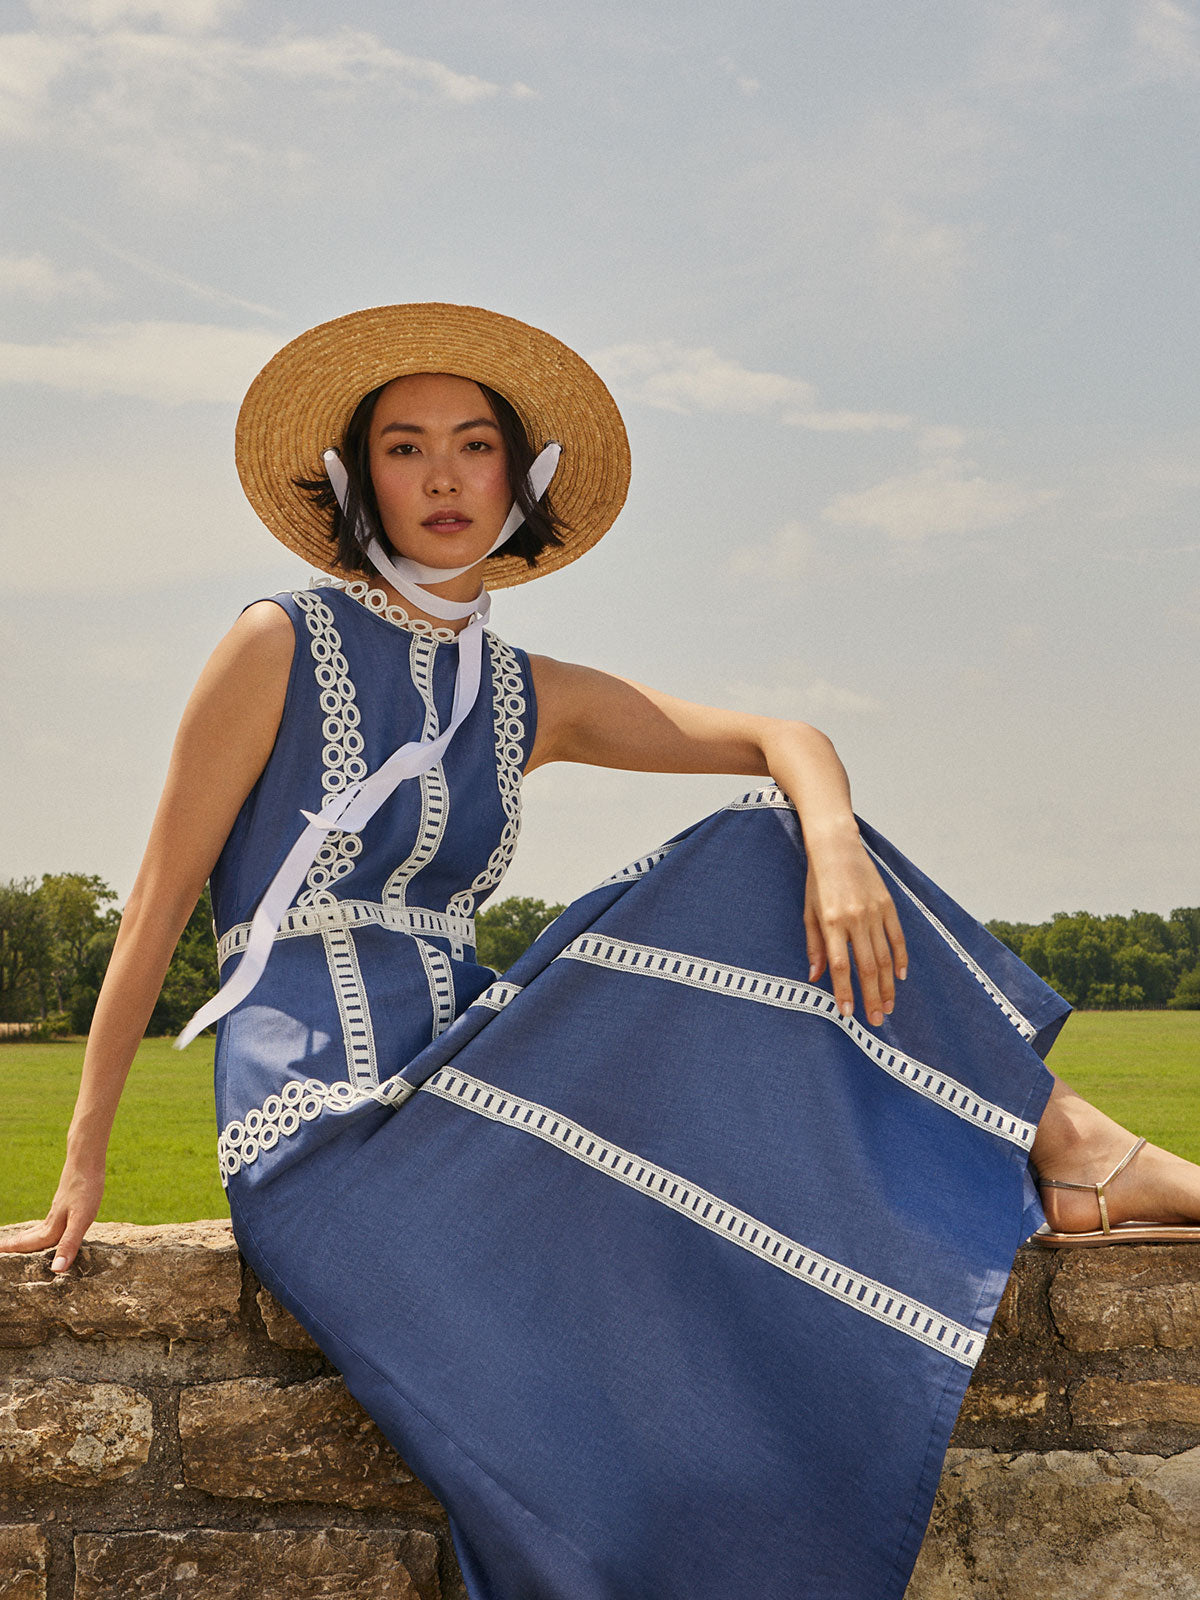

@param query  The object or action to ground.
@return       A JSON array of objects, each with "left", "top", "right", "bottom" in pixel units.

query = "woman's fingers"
[
  {"left": 825, "top": 928, "right": 856, "bottom": 1018},
  {"left": 850, "top": 918, "right": 885, "bottom": 1026},
  {"left": 804, "top": 908, "right": 827, "bottom": 982},
  {"left": 0, "top": 1210, "right": 69, "bottom": 1264},
  {"left": 0, "top": 1197, "right": 95, "bottom": 1274},
  {"left": 0, "top": 1220, "right": 55, "bottom": 1254},
  {"left": 884, "top": 901, "right": 909, "bottom": 983},
  {"left": 805, "top": 846, "right": 910, "bottom": 1025},
  {"left": 49, "top": 1216, "right": 91, "bottom": 1274}
]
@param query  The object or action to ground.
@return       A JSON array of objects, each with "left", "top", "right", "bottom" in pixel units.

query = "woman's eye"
[
  {"left": 390, "top": 442, "right": 419, "bottom": 456},
  {"left": 464, "top": 439, "right": 492, "bottom": 452}
]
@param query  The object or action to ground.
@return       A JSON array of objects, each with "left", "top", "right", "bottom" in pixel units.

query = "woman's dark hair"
[{"left": 294, "top": 379, "right": 566, "bottom": 575}]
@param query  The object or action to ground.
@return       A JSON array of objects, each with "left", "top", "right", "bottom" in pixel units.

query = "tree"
[
  {"left": 147, "top": 887, "right": 219, "bottom": 1036},
  {"left": 1170, "top": 967, "right": 1200, "bottom": 1010},
  {"left": 39, "top": 872, "right": 119, "bottom": 1014},
  {"left": 475, "top": 896, "right": 566, "bottom": 974},
  {"left": 0, "top": 879, "right": 51, "bottom": 1022}
]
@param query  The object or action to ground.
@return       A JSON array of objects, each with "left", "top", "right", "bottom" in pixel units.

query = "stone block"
[
  {"left": 255, "top": 1288, "right": 318, "bottom": 1352},
  {"left": 1072, "top": 1376, "right": 1200, "bottom": 1430},
  {"left": 179, "top": 1377, "right": 437, "bottom": 1511},
  {"left": 956, "top": 1378, "right": 1048, "bottom": 1424},
  {"left": 907, "top": 1446, "right": 1200, "bottom": 1599},
  {"left": 0, "top": 1524, "right": 48, "bottom": 1600},
  {"left": 1049, "top": 1244, "right": 1200, "bottom": 1352},
  {"left": 73, "top": 1528, "right": 441, "bottom": 1600},
  {"left": 0, "top": 1221, "right": 241, "bottom": 1346},
  {"left": 0, "top": 1378, "right": 151, "bottom": 1489}
]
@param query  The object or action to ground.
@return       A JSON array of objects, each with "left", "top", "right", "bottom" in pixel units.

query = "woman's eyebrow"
[{"left": 378, "top": 417, "right": 501, "bottom": 437}]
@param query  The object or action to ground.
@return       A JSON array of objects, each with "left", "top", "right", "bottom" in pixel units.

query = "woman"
[{"left": 6, "top": 303, "right": 1200, "bottom": 1600}]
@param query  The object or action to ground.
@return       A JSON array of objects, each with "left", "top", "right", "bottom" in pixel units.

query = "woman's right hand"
[{"left": 0, "top": 1155, "right": 106, "bottom": 1272}]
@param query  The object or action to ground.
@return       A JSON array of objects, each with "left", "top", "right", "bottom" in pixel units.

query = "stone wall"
[{"left": 1, "top": 1224, "right": 1198, "bottom": 1600}]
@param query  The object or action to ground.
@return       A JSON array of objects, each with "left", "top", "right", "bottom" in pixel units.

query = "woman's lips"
[{"left": 421, "top": 513, "right": 472, "bottom": 532}]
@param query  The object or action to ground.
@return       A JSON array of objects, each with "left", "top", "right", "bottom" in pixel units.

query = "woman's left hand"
[{"left": 803, "top": 837, "right": 908, "bottom": 1029}]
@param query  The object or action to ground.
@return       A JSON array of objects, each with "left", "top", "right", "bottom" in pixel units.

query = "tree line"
[
  {"left": 2, "top": 874, "right": 1198, "bottom": 1036},
  {"left": 985, "top": 907, "right": 1200, "bottom": 1010}
]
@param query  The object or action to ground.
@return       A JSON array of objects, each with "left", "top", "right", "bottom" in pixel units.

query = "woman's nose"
[{"left": 424, "top": 455, "right": 460, "bottom": 495}]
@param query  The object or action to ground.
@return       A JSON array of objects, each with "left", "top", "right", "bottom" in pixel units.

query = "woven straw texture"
[{"left": 235, "top": 303, "right": 630, "bottom": 588}]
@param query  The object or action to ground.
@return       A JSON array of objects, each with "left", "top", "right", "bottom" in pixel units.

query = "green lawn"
[
  {"left": 1, "top": 1011, "right": 1197, "bottom": 1226},
  {"left": 1045, "top": 1010, "right": 1200, "bottom": 1163},
  {"left": 1, "top": 1036, "right": 226, "bottom": 1226}
]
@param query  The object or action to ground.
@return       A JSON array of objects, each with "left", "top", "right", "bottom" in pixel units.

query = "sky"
[{"left": 1, "top": 0, "right": 1198, "bottom": 924}]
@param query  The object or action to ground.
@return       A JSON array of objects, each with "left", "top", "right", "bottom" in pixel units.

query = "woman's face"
[{"left": 367, "top": 372, "right": 511, "bottom": 575}]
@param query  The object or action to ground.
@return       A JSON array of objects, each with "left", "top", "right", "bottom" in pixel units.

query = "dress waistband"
[{"left": 217, "top": 898, "right": 477, "bottom": 968}]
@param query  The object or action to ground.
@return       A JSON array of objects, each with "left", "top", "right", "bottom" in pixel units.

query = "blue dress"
[{"left": 212, "top": 584, "right": 1065, "bottom": 1600}]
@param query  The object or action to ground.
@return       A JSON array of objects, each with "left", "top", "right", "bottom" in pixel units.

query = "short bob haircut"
[{"left": 295, "top": 378, "right": 566, "bottom": 576}]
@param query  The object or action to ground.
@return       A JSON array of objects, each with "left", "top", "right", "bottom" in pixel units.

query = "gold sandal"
[{"left": 1036, "top": 1137, "right": 1200, "bottom": 1248}]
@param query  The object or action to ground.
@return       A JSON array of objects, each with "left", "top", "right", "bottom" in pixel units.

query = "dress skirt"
[{"left": 219, "top": 722, "right": 1062, "bottom": 1596}]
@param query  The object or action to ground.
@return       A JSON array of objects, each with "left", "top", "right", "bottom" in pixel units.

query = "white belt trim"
[{"left": 216, "top": 899, "right": 476, "bottom": 968}]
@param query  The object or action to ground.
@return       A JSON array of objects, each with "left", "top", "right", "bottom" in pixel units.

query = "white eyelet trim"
[
  {"left": 446, "top": 633, "right": 527, "bottom": 924},
  {"left": 293, "top": 591, "right": 366, "bottom": 906},
  {"left": 329, "top": 577, "right": 459, "bottom": 642}
]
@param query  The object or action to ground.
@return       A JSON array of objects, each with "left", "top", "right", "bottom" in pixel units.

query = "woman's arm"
[
  {"left": 0, "top": 601, "right": 295, "bottom": 1273},
  {"left": 526, "top": 655, "right": 907, "bottom": 1029}
]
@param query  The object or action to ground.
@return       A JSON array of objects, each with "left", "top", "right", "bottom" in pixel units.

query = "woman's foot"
[{"left": 1032, "top": 1076, "right": 1200, "bottom": 1234}]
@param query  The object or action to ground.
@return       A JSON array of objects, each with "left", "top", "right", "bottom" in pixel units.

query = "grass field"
[{"left": 2, "top": 1012, "right": 1197, "bottom": 1226}]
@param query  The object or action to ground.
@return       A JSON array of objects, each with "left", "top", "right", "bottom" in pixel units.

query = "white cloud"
[
  {"left": 254, "top": 31, "right": 504, "bottom": 104},
  {"left": 917, "top": 424, "right": 968, "bottom": 455},
  {"left": 823, "top": 459, "right": 1058, "bottom": 541},
  {"left": 728, "top": 521, "right": 815, "bottom": 580},
  {"left": 0, "top": 319, "right": 281, "bottom": 404},
  {"left": 28, "top": 0, "right": 239, "bottom": 30},
  {"left": 592, "top": 341, "right": 914, "bottom": 434},
  {"left": 0, "top": 18, "right": 521, "bottom": 192},
  {"left": 1131, "top": 0, "right": 1200, "bottom": 81},
  {"left": 0, "top": 33, "right": 73, "bottom": 137},
  {"left": 592, "top": 341, "right": 816, "bottom": 415},
  {"left": 0, "top": 252, "right": 106, "bottom": 299}
]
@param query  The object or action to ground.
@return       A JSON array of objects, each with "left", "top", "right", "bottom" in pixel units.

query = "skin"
[{"left": 4, "top": 371, "right": 1200, "bottom": 1275}]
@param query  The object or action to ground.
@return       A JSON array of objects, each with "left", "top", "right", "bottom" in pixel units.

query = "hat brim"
[{"left": 235, "top": 302, "right": 630, "bottom": 589}]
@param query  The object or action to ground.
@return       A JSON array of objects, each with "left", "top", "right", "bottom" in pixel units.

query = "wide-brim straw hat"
[{"left": 235, "top": 302, "right": 631, "bottom": 589}]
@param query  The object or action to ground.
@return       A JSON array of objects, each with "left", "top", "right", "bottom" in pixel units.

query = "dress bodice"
[
  {"left": 211, "top": 585, "right": 537, "bottom": 939},
  {"left": 210, "top": 584, "right": 538, "bottom": 1175}
]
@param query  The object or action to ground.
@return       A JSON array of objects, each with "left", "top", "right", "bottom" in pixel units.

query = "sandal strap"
[{"left": 1038, "top": 1137, "right": 1148, "bottom": 1235}]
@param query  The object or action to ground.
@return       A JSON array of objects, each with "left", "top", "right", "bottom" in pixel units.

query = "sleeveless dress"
[{"left": 212, "top": 584, "right": 1066, "bottom": 1600}]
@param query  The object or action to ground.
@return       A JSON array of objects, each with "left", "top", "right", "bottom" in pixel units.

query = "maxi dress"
[{"left": 211, "top": 584, "right": 1067, "bottom": 1600}]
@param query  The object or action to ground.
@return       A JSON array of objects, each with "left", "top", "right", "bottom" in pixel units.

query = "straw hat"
[{"left": 235, "top": 302, "right": 631, "bottom": 589}]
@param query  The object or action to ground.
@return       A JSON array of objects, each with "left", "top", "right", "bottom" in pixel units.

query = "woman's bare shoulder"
[{"left": 206, "top": 598, "right": 297, "bottom": 681}]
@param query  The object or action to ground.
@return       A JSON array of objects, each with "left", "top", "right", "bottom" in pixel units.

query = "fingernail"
[
  {"left": 51, "top": 1257, "right": 67, "bottom": 1273},
  {"left": 898, "top": 966, "right": 908, "bottom": 981},
  {"left": 871, "top": 1011, "right": 883, "bottom": 1027},
  {"left": 839, "top": 1000, "right": 854, "bottom": 1018},
  {"left": 808, "top": 965, "right": 819, "bottom": 981},
  {"left": 885, "top": 1003, "right": 894, "bottom": 1016}
]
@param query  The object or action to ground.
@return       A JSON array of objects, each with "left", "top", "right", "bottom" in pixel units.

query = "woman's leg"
[{"left": 1031, "top": 1075, "right": 1200, "bottom": 1232}]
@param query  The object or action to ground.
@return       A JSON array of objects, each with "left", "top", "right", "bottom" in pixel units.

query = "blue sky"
[{"left": 1, "top": 0, "right": 1197, "bottom": 921}]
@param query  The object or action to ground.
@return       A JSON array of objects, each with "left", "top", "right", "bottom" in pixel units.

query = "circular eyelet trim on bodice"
[{"left": 320, "top": 576, "right": 460, "bottom": 643}]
